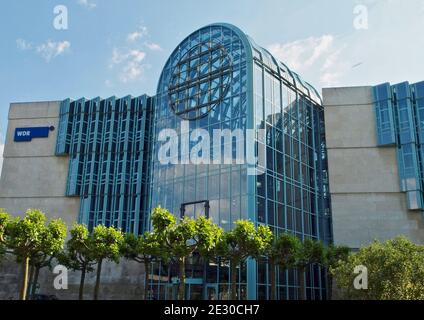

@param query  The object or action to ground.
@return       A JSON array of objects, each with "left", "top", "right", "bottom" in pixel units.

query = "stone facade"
[
  {"left": 323, "top": 86, "right": 424, "bottom": 249},
  {"left": 0, "top": 101, "right": 146, "bottom": 300}
]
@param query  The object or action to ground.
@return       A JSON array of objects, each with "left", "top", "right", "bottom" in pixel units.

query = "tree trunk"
[
  {"left": 298, "top": 267, "right": 306, "bottom": 300},
  {"left": 93, "top": 259, "right": 103, "bottom": 300},
  {"left": 230, "top": 261, "right": 238, "bottom": 300},
  {"left": 27, "top": 264, "right": 35, "bottom": 299},
  {"left": 30, "top": 266, "right": 40, "bottom": 298},
  {"left": 327, "top": 274, "right": 333, "bottom": 300},
  {"left": 20, "top": 256, "right": 30, "bottom": 300},
  {"left": 79, "top": 266, "right": 86, "bottom": 301},
  {"left": 144, "top": 261, "right": 150, "bottom": 300},
  {"left": 178, "top": 257, "right": 186, "bottom": 300},
  {"left": 269, "top": 258, "right": 276, "bottom": 300}
]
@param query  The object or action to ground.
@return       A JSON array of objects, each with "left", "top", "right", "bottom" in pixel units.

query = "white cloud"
[
  {"left": 319, "top": 46, "right": 350, "bottom": 87},
  {"left": 110, "top": 48, "right": 147, "bottom": 83},
  {"left": 262, "top": 0, "right": 424, "bottom": 91},
  {"left": 36, "top": 40, "right": 71, "bottom": 62},
  {"left": 268, "top": 35, "right": 334, "bottom": 72},
  {"left": 16, "top": 38, "right": 32, "bottom": 51},
  {"left": 145, "top": 42, "right": 163, "bottom": 51},
  {"left": 77, "top": 0, "right": 96, "bottom": 9},
  {"left": 17, "top": 39, "right": 71, "bottom": 62},
  {"left": 110, "top": 23, "right": 161, "bottom": 83},
  {"left": 127, "top": 26, "right": 148, "bottom": 43},
  {"left": 268, "top": 34, "right": 353, "bottom": 88}
]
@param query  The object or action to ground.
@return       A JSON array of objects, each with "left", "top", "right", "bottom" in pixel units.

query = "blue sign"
[{"left": 14, "top": 126, "right": 55, "bottom": 142}]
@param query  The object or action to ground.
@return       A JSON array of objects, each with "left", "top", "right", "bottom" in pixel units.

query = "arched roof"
[{"left": 157, "top": 23, "right": 321, "bottom": 104}]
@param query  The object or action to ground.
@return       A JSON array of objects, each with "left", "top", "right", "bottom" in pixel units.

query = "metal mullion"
[
  {"left": 126, "top": 97, "right": 138, "bottom": 233},
  {"left": 111, "top": 98, "right": 123, "bottom": 227},
  {"left": 80, "top": 100, "right": 95, "bottom": 197},
  {"left": 93, "top": 100, "right": 105, "bottom": 228},
  {"left": 132, "top": 97, "right": 145, "bottom": 234},
  {"left": 119, "top": 97, "right": 132, "bottom": 231},
  {"left": 101, "top": 97, "right": 116, "bottom": 226},
  {"left": 88, "top": 99, "right": 100, "bottom": 197}
]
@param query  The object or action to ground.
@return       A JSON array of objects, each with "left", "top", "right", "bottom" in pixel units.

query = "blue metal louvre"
[
  {"left": 374, "top": 83, "right": 397, "bottom": 146},
  {"left": 375, "top": 81, "right": 424, "bottom": 211},
  {"left": 55, "top": 99, "right": 73, "bottom": 155},
  {"left": 56, "top": 95, "right": 153, "bottom": 233}
]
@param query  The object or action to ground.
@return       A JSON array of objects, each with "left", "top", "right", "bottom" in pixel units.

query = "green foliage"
[
  {"left": 218, "top": 220, "right": 271, "bottom": 264},
  {"left": 121, "top": 231, "right": 161, "bottom": 263},
  {"left": 167, "top": 217, "right": 197, "bottom": 260},
  {"left": 6, "top": 209, "right": 46, "bottom": 260},
  {"left": 332, "top": 237, "right": 424, "bottom": 300},
  {"left": 6, "top": 209, "right": 67, "bottom": 263},
  {"left": 264, "top": 232, "right": 301, "bottom": 300},
  {"left": 0, "top": 209, "right": 11, "bottom": 260},
  {"left": 4, "top": 209, "right": 67, "bottom": 300},
  {"left": 151, "top": 207, "right": 176, "bottom": 234},
  {"left": 296, "top": 238, "right": 326, "bottom": 270},
  {"left": 217, "top": 220, "right": 272, "bottom": 300},
  {"left": 30, "top": 218, "right": 67, "bottom": 270},
  {"left": 325, "top": 244, "right": 350, "bottom": 270},
  {"left": 0, "top": 209, "right": 11, "bottom": 244},
  {"left": 121, "top": 233, "right": 140, "bottom": 260},
  {"left": 195, "top": 216, "right": 223, "bottom": 260},
  {"left": 255, "top": 225, "right": 273, "bottom": 258},
  {"left": 59, "top": 224, "right": 96, "bottom": 272},
  {"left": 121, "top": 231, "right": 163, "bottom": 300},
  {"left": 91, "top": 225, "right": 124, "bottom": 264},
  {"left": 274, "top": 233, "right": 302, "bottom": 269}
]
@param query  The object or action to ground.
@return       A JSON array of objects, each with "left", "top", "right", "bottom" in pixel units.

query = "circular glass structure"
[{"left": 168, "top": 40, "right": 233, "bottom": 120}]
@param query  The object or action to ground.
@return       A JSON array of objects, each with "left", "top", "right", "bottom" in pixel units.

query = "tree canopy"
[{"left": 332, "top": 237, "right": 424, "bottom": 300}]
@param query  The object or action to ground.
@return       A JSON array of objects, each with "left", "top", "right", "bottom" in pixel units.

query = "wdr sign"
[{"left": 14, "top": 126, "right": 55, "bottom": 142}]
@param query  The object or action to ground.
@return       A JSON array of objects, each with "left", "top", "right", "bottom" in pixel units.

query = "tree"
[
  {"left": 27, "top": 219, "right": 67, "bottom": 298},
  {"left": 332, "top": 237, "right": 424, "bottom": 300},
  {"left": 264, "top": 233, "right": 301, "bottom": 300},
  {"left": 0, "top": 210, "right": 11, "bottom": 261},
  {"left": 151, "top": 207, "right": 195, "bottom": 300},
  {"left": 151, "top": 207, "right": 224, "bottom": 300},
  {"left": 324, "top": 244, "right": 350, "bottom": 300},
  {"left": 91, "top": 225, "right": 124, "bottom": 300},
  {"left": 195, "top": 216, "right": 224, "bottom": 262},
  {"left": 217, "top": 220, "right": 271, "bottom": 300},
  {"left": 166, "top": 216, "right": 197, "bottom": 300},
  {"left": 6, "top": 209, "right": 66, "bottom": 300},
  {"left": 58, "top": 224, "right": 96, "bottom": 300},
  {"left": 195, "top": 216, "right": 224, "bottom": 299},
  {"left": 120, "top": 232, "right": 161, "bottom": 300},
  {"left": 295, "top": 238, "right": 326, "bottom": 300}
]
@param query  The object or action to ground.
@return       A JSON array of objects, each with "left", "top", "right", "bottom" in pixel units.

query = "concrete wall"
[
  {"left": 0, "top": 101, "right": 79, "bottom": 225},
  {"left": 0, "top": 101, "right": 147, "bottom": 300},
  {"left": 323, "top": 87, "right": 424, "bottom": 249}
]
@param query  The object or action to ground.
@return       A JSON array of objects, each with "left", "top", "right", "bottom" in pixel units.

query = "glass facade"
[
  {"left": 149, "top": 24, "right": 331, "bottom": 300},
  {"left": 57, "top": 23, "right": 332, "bottom": 300},
  {"left": 374, "top": 81, "right": 424, "bottom": 211}
]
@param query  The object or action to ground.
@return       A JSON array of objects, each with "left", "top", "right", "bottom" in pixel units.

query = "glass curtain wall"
[{"left": 149, "top": 23, "right": 331, "bottom": 300}]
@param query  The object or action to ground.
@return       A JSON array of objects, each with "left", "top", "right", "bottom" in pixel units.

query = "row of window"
[{"left": 374, "top": 81, "right": 424, "bottom": 211}]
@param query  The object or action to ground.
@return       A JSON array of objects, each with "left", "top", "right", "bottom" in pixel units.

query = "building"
[
  {"left": 323, "top": 82, "right": 424, "bottom": 250},
  {"left": 0, "top": 23, "right": 332, "bottom": 300}
]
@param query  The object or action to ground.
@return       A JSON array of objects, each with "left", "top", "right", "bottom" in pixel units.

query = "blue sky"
[{"left": 1, "top": 0, "right": 424, "bottom": 170}]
